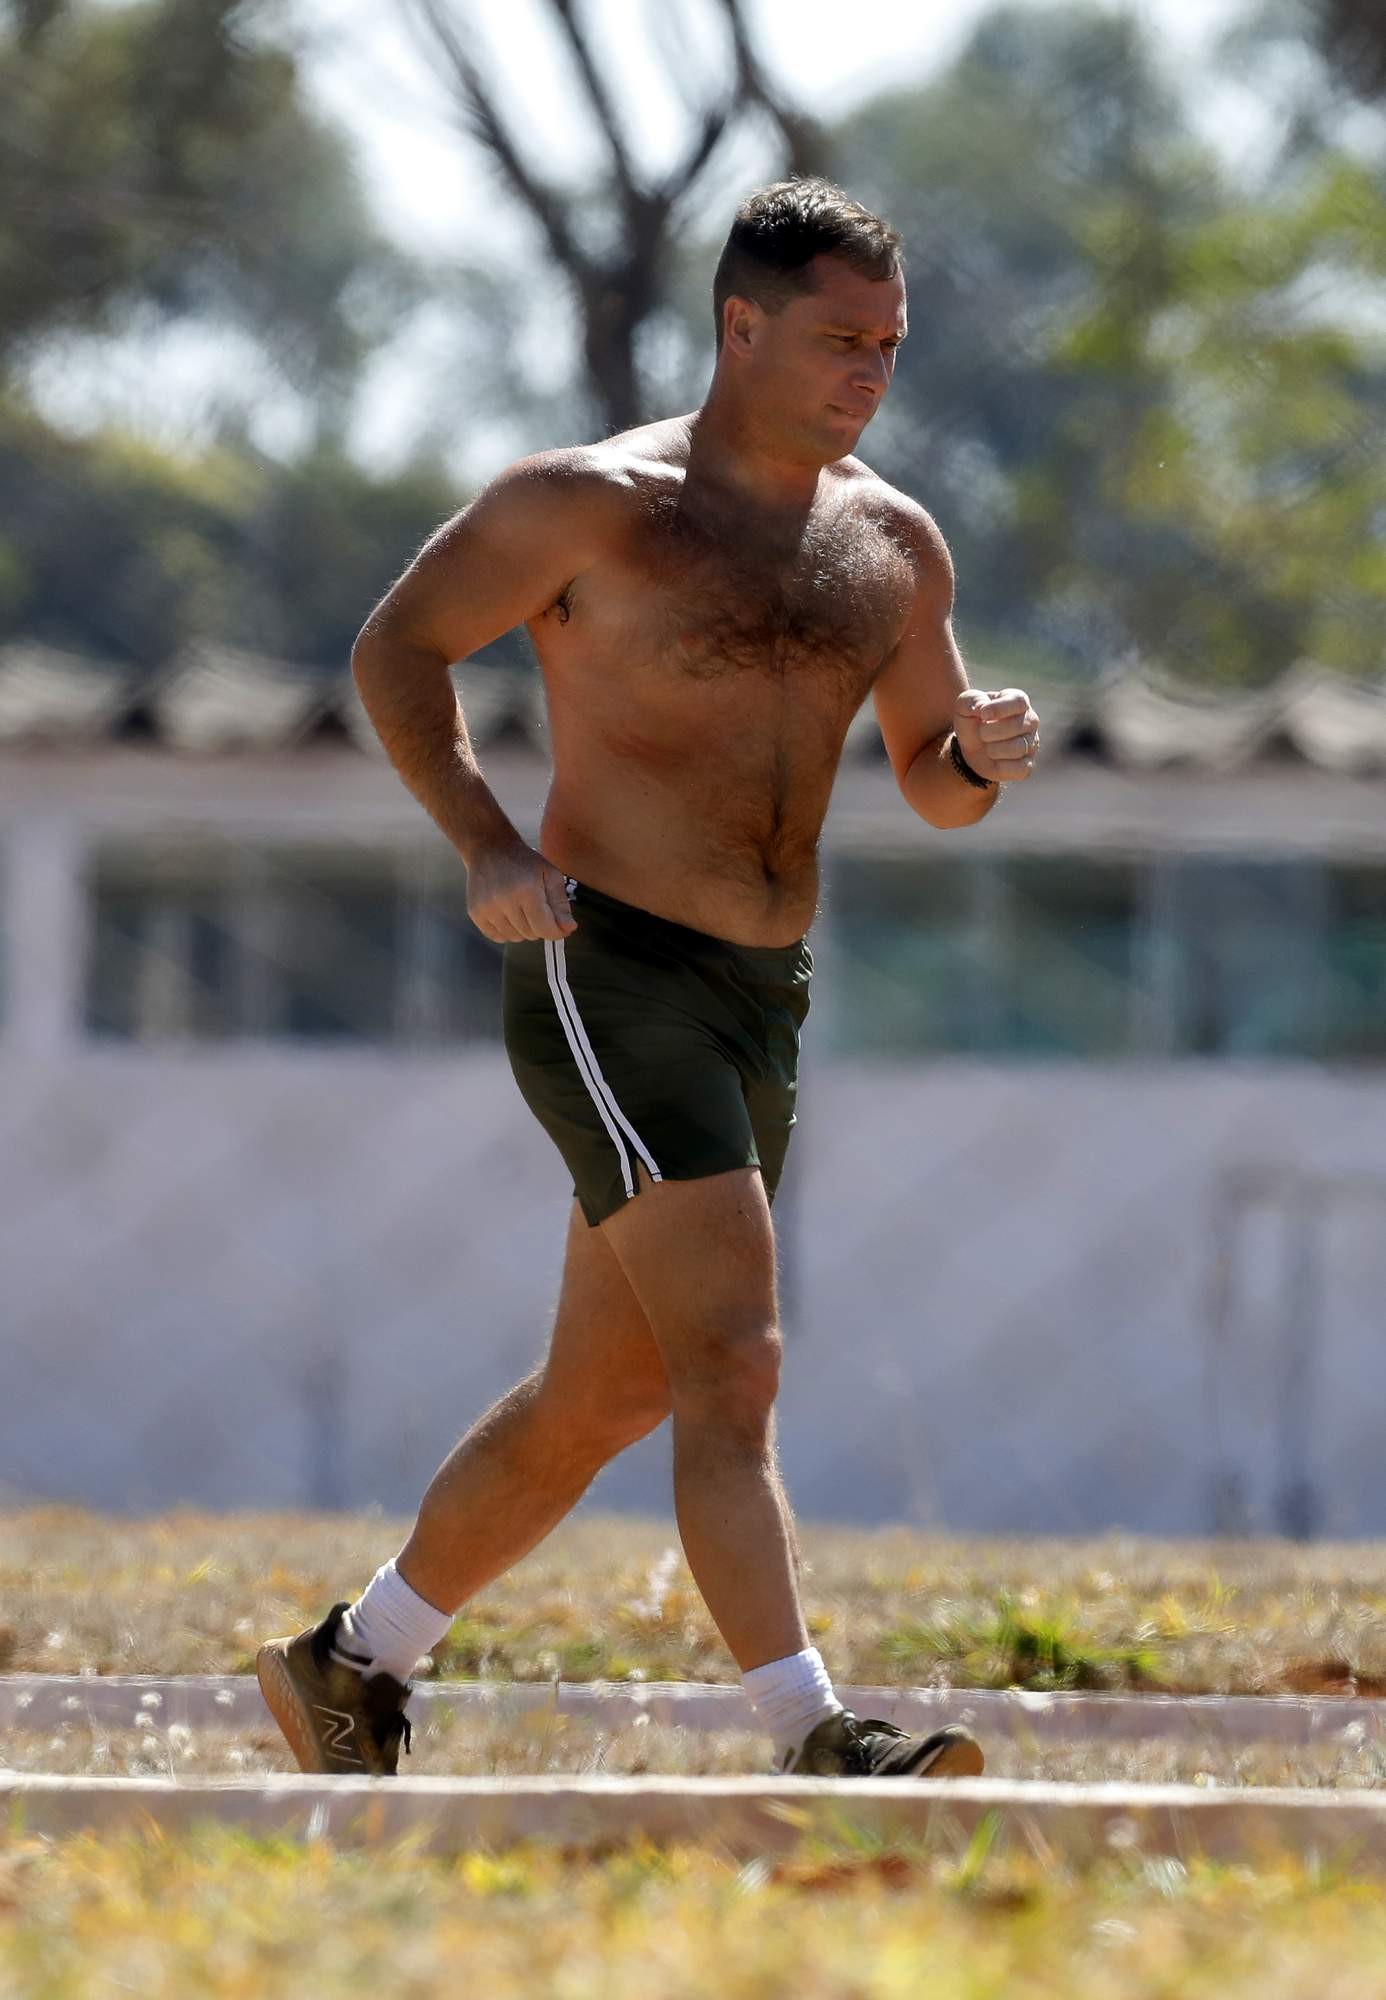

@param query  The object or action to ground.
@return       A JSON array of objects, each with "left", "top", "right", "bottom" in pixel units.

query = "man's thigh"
[
  {"left": 597, "top": 1163, "right": 779, "bottom": 1369},
  {"left": 541, "top": 1198, "right": 671, "bottom": 1423}
]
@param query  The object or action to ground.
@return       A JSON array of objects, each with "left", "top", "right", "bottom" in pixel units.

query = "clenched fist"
[
  {"left": 467, "top": 838, "right": 577, "bottom": 944},
  {"left": 953, "top": 687, "right": 1041, "bottom": 784}
]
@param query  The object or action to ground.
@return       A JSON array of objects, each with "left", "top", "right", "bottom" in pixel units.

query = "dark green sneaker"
[
  {"left": 256, "top": 1601, "right": 414, "bottom": 1777},
  {"left": 783, "top": 1709, "right": 984, "bottom": 1779}
]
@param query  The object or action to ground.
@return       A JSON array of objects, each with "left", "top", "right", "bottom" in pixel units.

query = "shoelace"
[
  {"left": 381, "top": 1711, "right": 412, "bottom": 1760},
  {"left": 316, "top": 1607, "right": 413, "bottom": 1761},
  {"left": 363, "top": 1677, "right": 413, "bottom": 1762},
  {"left": 840, "top": 1714, "right": 907, "bottom": 1775}
]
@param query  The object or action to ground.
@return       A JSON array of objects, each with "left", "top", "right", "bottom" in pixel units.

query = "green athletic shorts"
[{"left": 502, "top": 876, "right": 813, "bottom": 1228}]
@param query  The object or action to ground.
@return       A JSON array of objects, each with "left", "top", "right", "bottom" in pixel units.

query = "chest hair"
[{"left": 637, "top": 494, "right": 916, "bottom": 705}]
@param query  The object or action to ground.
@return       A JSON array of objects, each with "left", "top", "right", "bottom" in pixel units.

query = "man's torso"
[{"left": 527, "top": 415, "right": 928, "bottom": 947}]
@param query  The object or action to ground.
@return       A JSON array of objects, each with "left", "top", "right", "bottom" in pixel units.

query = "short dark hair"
[{"left": 712, "top": 178, "right": 903, "bottom": 347}]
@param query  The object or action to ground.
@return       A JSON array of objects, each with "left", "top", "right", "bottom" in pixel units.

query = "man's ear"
[{"left": 721, "top": 294, "right": 761, "bottom": 358}]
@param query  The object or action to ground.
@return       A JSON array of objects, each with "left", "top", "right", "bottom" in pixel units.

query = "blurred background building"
[{"left": 2, "top": 0, "right": 1385, "bottom": 1534}]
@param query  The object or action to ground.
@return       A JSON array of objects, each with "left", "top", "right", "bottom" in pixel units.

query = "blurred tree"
[
  {"left": 1044, "top": 1, "right": 1386, "bottom": 682},
  {"left": 407, "top": 0, "right": 822, "bottom": 434},
  {"left": 0, "top": 0, "right": 456, "bottom": 668},
  {"left": 837, "top": 4, "right": 1209, "bottom": 675},
  {"left": 1322, "top": 0, "right": 1386, "bottom": 97},
  {"left": 11, "top": 0, "right": 62, "bottom": 44},
  {"left": 0, "top": 389, "right": 461, "bottom": 665},
  {"left": 241, "top": 444, "right": 468, "bottom": 666},
  {"left": 6, "top": 0, "right": 1382, "bottom": 686},
  {"left": 0, "top": 0, "right": 406, "bottom": 426},
  {"left": 837, "top": 2, "right": 1386, "bottom": 685},
  {"left": 1057, "top": 151, "right": 1386, "bottom": 682}
]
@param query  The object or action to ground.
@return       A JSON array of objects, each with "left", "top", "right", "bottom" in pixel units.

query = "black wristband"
[{"left": 948, "top": 730, "right": 997, "bottom": 791}]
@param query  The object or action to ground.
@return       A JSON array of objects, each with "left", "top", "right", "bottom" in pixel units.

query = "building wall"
[
  {"left": 3, "top": 749, "right": 1385, "bottom": 1533},
  {"left": 5, "top": 1033, "right": 1384, "bottom": 1535}
]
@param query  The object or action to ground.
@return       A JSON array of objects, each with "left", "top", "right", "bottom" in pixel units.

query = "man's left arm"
[{"left": 871, "top": 510, "right": 1041, "bottom": 829}]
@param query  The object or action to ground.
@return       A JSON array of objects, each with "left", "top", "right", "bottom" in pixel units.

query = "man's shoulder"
[
  {"left": 501, "top": 419, "right": 688, "bottom": 509},
  {"left": 833, "top": 459, "right": 952, "bottom": 582},
  {"left": 832, "top": 459, "right": 944, "bottom": 545}
]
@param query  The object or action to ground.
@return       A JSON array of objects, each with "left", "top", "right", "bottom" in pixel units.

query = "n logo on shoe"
[{"left": 313, "top": 1705, "right": 365, "bottom": 1765}]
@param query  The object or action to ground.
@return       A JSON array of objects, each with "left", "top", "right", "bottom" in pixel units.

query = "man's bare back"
[{"left": 528, "top": 414, "right": 928, "bottom": 945}]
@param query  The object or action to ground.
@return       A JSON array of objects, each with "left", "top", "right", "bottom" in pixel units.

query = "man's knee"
[
  {"left": 589, "top": 1385, "right": 673, "bottom": 1453},
  {"left": 669, "top": 1321, "right": 783, "bottom": 1435},
  {"left": 537, "top": 1366, "right": 672, "bottom": 1461}
]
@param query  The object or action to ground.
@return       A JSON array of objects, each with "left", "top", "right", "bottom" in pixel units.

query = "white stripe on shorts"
[{"left": 543, "top": 935, "right": 663, "bottom": 1199}]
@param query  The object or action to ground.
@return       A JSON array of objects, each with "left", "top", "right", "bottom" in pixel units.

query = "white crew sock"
[
  {"left": 742, "top": 1647, "right": 844, "bottom": 1768},
  {"left": 331, "top": 1558, "right": 454, "bottom": 1684}
]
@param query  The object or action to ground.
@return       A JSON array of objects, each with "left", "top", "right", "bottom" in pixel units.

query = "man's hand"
[
  {"left": 952, "top": 687, "right": 1041, "bottom": 784},
  {"left": 467, "top": 839, "right": 577, "bottom": 944}
]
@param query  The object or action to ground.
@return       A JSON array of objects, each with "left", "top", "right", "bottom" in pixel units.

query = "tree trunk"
[{"left": 409, "top": 0, "right": 823, "bottom": 433}]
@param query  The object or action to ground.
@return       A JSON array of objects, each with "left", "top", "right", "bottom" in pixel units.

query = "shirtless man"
[{"left": 258, "top": 179, "right": 1041, "bottom": 1782}]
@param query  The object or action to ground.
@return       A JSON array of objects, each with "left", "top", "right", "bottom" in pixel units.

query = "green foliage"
[
  {"left": 0, "top": 1, "right": 440, "bottom": 665},
  {"left": 879, "top": 1591, "right": 1165, "bottom": 1691},
  {"left": 0, "top": 0, "right": 403, "bottom": 393},
  {"left": 838, "top": 0, "right": 1386, "bottom": 685},
  {"left": 0, "top": 392, "right": 458, "bottom": 663},
  {"left": 3, "top": 0, "right": 1385, "bottom": 690},
  {"left": 1037, "top": 145, "right": 1386, "bottom": 683},
  {"left": 950, "top": 1810, "right": 1005, "bottom": 1897}
]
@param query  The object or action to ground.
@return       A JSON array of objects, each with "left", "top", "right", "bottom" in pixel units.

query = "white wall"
[
  {"left": 4, "top": 1034, "right": 1384, "bottom": 1534},
  {"left": 778, "top": 1060, "right": 1386, "bottom": 1536},
  {"left": 3, "top": 748, "right": 1384, "bottom": 1533}
]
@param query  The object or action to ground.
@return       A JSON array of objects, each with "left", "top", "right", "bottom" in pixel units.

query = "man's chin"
[{"left": 820, "top": 409, "right": 871, "bottom": 453}]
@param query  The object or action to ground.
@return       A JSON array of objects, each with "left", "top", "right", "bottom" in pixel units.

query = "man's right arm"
[{"left": 351, "top": 449, "right": 614, "bottom": 941}]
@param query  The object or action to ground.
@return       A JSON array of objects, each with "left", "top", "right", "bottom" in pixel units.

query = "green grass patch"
[{"left": 879, "top": 1590, "right": 1165, "bottom": 1690}]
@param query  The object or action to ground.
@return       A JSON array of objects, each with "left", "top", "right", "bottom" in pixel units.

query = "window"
[
  {"left": 85, "top": 841, "right": 503, "bottom": 1045},
  {"left": 827, "top": 854, "right": 1141, "bottom": 1058},
  {"left": 87, "top": 857, "right": 245, "bottom": 1040},
  {"left": 1163, "top": 859, "right": 1326, "bottom": 1059},
  {"left": 397, "top": 868, "right": 505, "bottom": 1043},
  {"left": 1321, "top": 865, "right": 1386, "bottom": 1060},
  {"left": 1002, "top": 857, "right": 1141, "bottom": 1057},
  {"left": 827, "top": 852, "right": 1386, "bottom": 1063},
  {"left": 824, "top": 855, "right": 994, "bottom": 1056},
  {"left": 81, "top": 841, "right": 1386, "bottom": 1059}
]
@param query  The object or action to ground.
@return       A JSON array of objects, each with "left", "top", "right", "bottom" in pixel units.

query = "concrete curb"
[
  {"left": 7, "top": 1770, "right": 1386, "bottom": 1867},
  {"left": 5, "top": 1676, "right": 1385, "bottom": 1746}
]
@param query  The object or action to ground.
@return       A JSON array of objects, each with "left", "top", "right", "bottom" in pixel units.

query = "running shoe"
[
  {"left": 256, "top": 1601, "right": 413, "bottom": 1776},
  {"left": 782, "top": 1709, "right": 984, "bottom": 1778}
]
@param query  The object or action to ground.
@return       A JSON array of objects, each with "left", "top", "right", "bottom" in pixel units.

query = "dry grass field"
[
  {"left": 6, "top": 1827, "right": 1386, "bottom": 1999},
  {"left": 7, "top": 1712, "right": 1386, "bottom": 1789},
  {"left": 6, "top": 1505, "right": 1386, "bottom": 1697},
  {"left": 8, "top": 1506, "right": 1386, "bottom": 1995}
]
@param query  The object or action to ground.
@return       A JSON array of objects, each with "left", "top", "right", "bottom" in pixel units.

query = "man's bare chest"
[{"left": 558, "top": 499, "right": 918, "bottom": 708}]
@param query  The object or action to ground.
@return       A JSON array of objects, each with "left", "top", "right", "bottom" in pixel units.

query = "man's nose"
[{"left": 851, "top": 352, "right": 890, "bottom": 397}]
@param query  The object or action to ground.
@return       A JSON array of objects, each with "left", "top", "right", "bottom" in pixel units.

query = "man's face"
[{"left": 732, "top": 254, "right": 907, "bottom": 461}]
